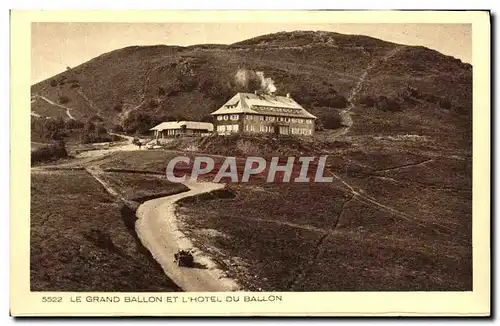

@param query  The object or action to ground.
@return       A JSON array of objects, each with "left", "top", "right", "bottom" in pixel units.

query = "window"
[
  {"left": 217, "top": 115, "right": 223, "bottom": 121},
  {"left": 232, "top": 124, "right": 239, "bottom": 132},
  {"left": 259, "top": 125, "right": 271, "bottom": 133},
  {"left": 230, "top": 115, "right": 239, "bottom": 121},
  {"left": 246, "top": 115, "right": 253, "bottom": 120},
  {"left": 223, "top": 115, "right": 228, "bottom": 120}
]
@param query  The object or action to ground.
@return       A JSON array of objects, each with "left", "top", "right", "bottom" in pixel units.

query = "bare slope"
[{"left": 30, "top": 169, "right": 182, "bottom": 292}]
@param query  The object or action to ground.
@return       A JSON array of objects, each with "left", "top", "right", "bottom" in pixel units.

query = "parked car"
[{"left": 173, "top": 250, "right": 194, "bottom": 267}]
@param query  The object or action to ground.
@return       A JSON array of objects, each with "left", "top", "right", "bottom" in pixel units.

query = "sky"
[{"left": 31, "top": 22, "right": 471, "bottom": 84}]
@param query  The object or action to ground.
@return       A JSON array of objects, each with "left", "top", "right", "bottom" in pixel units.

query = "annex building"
[{"left": 150, "top": 121, "right": 214, "bottom": 139}]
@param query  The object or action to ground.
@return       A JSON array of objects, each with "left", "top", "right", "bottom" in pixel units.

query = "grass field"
[
  {"left": 96, "top": 150, "right": 181, "bottom": 173},
  {"left": 30, "top": 170, "right": 181, "bottom": 291},
  {"left": 83, "top": 137, "right": 472, "bottom": 292},
  {"left": 98, "top": 171, "right": 189, "bottom": 202},
  {"left": 176, "top": 177, "right": 471, "bottom": 291}
]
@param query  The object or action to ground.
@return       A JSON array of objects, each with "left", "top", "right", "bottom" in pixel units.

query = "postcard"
[{"left": 10, "top": 9, "right": 490, "bottom": 317}]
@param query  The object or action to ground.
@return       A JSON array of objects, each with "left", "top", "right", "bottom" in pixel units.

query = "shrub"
[
  {"left": 294, "top": 85, "right": 348, "bottom": 109},
  {"left": 315, "top": 94, "right": 348, "bottom": 109},
  {"left": 50, "top": 79, "right": 58, "bottom": 87},
  {"left": 31, "top": 141, "right": 68, "bottom": 164},
  {"left": 96, "top": 124, "right": 107, "bottom": 135},
  {"left": 158, "top": 87, "right": 166, "bottom": 96},
  {"left": 70, "top": 83, "right": 80, "bottom": 89},
  {"left": 31, "top": 117, "right": 68, "bottom": 141},
  {"left": 358, "top": 95, "right": 375, "bottom": 107},
  {"left": 81, "top": 133, "right": 113, "bottom": 144},
  {"left": 89, "top": 115, "right": 103, "bottom": 122},
  {"left": 58, "top": 95, "right": 70, "bottom": 104},
  {"left": 421, "top": 93, "right": 439, "bottom": 104},
  {"left": 112, "top": 124, "right": 124, "bottom": 133},
  {"left": 178, "top": 75, "right": 198, "bottom": 92},
  {"left": 149, "top": 98, "right": 159, "bottom": 108},
  {"left": 375, "top": 96, "right": 401, "bottom": 112},
  {"left": 65, "top": 119, "right": 84, "bottom": 130},
  {"left": 122, "top": 111, "right": 155, "bottom": 135},
  {"left": 200, "top": 77, "right": 236, "bottom": 104},
  {"left": 314, "top": 120, "right": 325, "bottom": 131},
  {"left": 113, "top": 103, "right": 123, "bottom": 112},
  {"left": 322, "top": 113, "right": 344, "bottom": 129},
  {"left": 80, "top": 120, "right": 120, "bottom": 143},
  {"left": 58, "top": 76, "right": 67, "bottom": 86},
  {"left": 439, "top": 99, "right": 452, "bottom": 110}
]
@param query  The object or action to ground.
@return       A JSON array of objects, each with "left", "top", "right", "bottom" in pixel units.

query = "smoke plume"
[{"left": 234, "top": 69, "right": 277, "bottom": 95}]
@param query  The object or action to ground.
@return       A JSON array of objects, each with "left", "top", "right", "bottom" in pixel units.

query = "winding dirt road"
[
  {"left": 56, "top": 136, "right": 241, "bottom": 292},
  {"left": 135, "top": 180, "right": 241, "bottom": 292}
]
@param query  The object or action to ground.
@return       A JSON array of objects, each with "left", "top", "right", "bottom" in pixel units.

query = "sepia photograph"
[{"left": 10, "top": 9, "right": 490, "bottom": 317}]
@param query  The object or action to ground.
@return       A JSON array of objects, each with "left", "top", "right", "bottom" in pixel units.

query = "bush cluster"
[
  {"left": 58, "top": 95, "right": 70, "bottom": 104},
  {"left": 294, "top": 85, "right": 348, "bottom": 109},
  {"left": 31, "top": 141, "right": 68, "bottom": 164},
  {"left": 121, "top": 111, "right": 188, "bottom": 135}
]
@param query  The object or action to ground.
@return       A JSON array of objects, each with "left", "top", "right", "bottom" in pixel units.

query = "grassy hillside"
[
  {"left": 30, "top": 170, "right": 181, "bottom": 291},
  {"left": 96, "top": 148, "right": 471, "bottom": 291},
  {"left": 31, "top": 30, "right": 472, "bottom": 146}
]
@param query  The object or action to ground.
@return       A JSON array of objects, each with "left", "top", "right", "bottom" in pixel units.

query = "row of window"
[
  {"left": 217, "top": 124, "right": 239, "bottom": 132},
  {"left": 217, "top": 114, "right": 312, "bottom": 124},
  {"left": 247, "top": 115, "right": 313, "bottom": 124},
  {"left": 291, "top": 128, "right": 313, "bottom": 135},
  {"left": 246, "top": 125, "right": 273, "bottom": 132},
  {"left": 253, "top": 106, "right": 299, "bottom": 114},
  {"left": 244, "top": 125, "right": 312, "bottom": 135},
  {"left": 217, "top": 115, "right": 240, "bottom": 121},
  {"left": 216, "top": 124, "right": 313, "bottom": 135}
]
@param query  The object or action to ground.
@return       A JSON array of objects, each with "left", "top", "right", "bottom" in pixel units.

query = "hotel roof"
[
  {"left": 211, "top": 92, "right": 317, "bottom": 119},
  {"left": 150, "top": 121, "right": 214, "bottom": 132}
]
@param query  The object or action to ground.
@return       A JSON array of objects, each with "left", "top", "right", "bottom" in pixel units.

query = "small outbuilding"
[{"left": 150, "top": 121, "right": 214, "bottom": 139}]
